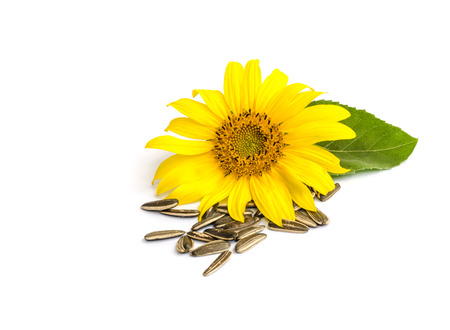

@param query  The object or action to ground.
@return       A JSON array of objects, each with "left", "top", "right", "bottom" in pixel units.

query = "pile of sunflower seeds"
[{"left": 142, "top": 183, "right": 340, "bottom": 276}]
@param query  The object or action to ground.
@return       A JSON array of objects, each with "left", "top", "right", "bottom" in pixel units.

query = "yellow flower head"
[{"left": 146, "top": 60, "right": 356, "bottom": 226}]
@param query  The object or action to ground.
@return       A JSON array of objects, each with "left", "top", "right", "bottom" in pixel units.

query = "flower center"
[{"left": 212, "top": 110, "right": 285, "bottom": 177}]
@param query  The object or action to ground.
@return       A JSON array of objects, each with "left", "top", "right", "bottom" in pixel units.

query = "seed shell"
[
  {"left": 160, "top": 209, "right": 200, "bottom": 218},
  {"left": 176, "top": 235, "right": 194, "bottom": 253},
  {"left": 216, "top": 205, "right": 229, "bottom": 214},
  {"left": 306, "top": 208, "right": 327, "bottom": 225},
  {"left": 318, "top": 183, "right": 341, "bottom": 202},
  {"left": 141, "top": 199, "right": 179, "bottom": 211},
  {"left": 320, "top": 209, "right": 330, "bottom": 225},
  {"left": 190, "top": 240, "right": 230, "bottom": 257},
  {"left": 204, "top": 228, "right": 238, "bottom": 241},
  {"left": 144, "top": 230, "right": 185, "bottom": 241},
  {"left": 203, "top": 251, "right": 232, "bottom": 276},
  {"left": 223, "top": 217, "right": 261, "bottom": 231},
  {"left": 236, "top": 225, "right": 266, "bottom": 241},
  {"left": 191, "top": 213, "right": 226, "bottom": 231},
  {"left": 213, "top": 216, "right": 234, "bottom": 228},
  {"left": 268, "top": 220, "right": 309, "bottom": 233},
  {"left": 246, "top": 201, "right": 256, "bottom": 208},
  {"left": 186, "top": 231, "right": 215, "bottom": 242},
  {"left": 235, "top": 233, "right": 267, "bottom": 253},
  {"left": 203, "top": 202, "right": 218, "bottom": 220},
  {"left": 306, "top": 208, "right": 323, "bottom": 226},
  {"left": 294, "top": 211, "right": 318, "bottom": 228}
]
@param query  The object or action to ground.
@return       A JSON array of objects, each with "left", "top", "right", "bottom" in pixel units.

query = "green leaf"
[{"left": 310, "top": 100, "right": 418, "bottom": 176}]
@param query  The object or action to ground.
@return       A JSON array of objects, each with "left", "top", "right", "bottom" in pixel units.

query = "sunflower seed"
[
  {"left": 318, "top": 183, "right": 341, "bottom": 202},
  {"left": 191, "top": 213, "right": 226, "bottom": 231},
  {"left": 160, "top": 209, "right": 200, "bottom": 217},
  {"left": 246, "top": 201, "right": 256, "bottom": 208},
  {"left": 223, "top": 217, "right": 261, "bottom": 231},
  {"left": 144, "top": 230, "right": 185, "bottom": 241},
  {"left": 293, "top": 203, "right": 301, "bottom": 211},
  {"left": 254, "top": 210, "right": 262, "bottom": 218},
  {"left": 295, "top": 210, "right": 318, "bottom": 228},
  {"left": 204, "top": 228, "right": 238, "bottom": 241},
  {"left": 203, "top": 203, "right": 218, "bottom": 220},
  {"left": 141, "top": 199, "right": 179, "bottom": 211},
  {"left": 190, "top": 240, "right": 230, "bottom": 257},
  {"left": 235, "top": 233, "right": 267, "bottom": 253},
  {"left": 243, "top": 210, "right": 253, "bottom": 216},
  {"left": 186, "top": 231, "right": 215, "bottom": 242},
  {"left": 213, "top": 216, "right": 234, "bottom": 228},
  {"left": 320, "top": 209, "right": 330, "bottom": 225},
  {"left": 268, "top": 220, "right": 309, "bottom": 233},
  {"left": 203, "top": 251, "right": 232, "bottom": 276},
  {"left": 216, "top": 205, "right": 229, "bottom": 214},
  {"left": 176, "top": 235, "right": 194, "bottom": 253},
  {"left": 236, "top": 225, "right": 266, "bottom": 241},
  {"left": 306, "top": 209, "right": 325, "bottom": 225}
]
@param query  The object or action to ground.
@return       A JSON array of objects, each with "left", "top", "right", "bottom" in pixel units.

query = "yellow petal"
[
  {"left": 254, "top": 69, "right": 288, "bottom": 113},
  {"left": 145, "top": 135, "right": 213, "bottom": 155},
  {"left": 242, "top": 59, "right": 262, "bottom": 111},
  {"left": 282, "top": 104, "right": 351, "bottom": 130},
  {"left": 274, "top": 91, "right": 324, "bottom": 125},
  {"left": 156, "top": 153, "right": 218, "bottom": 194},
  {"left": 166, "top": 171, "right": 223, "bottom": 205},
  {"left": 284, "top": 122, "right": 356, "bottom": 144},
  {"left": 198, "top": 174, "right": 238, "bottom": 220},
  {"left": 274, "top": 166, "right": 316, "bottom": 212},
  {"left": 277, "top": 157, "right": 335, "bottom": 195},
  {"left": 192, "top": 89, "right": 230, "bottom": 120},
  {"left": 227, "top": 176, "right": 252, "bottom": 222},
  {"left": 165, "top": 117, "right": 216, "bottom": 140},
  {"left": 167, "top": 98, "right": 221, "bottom": 127},
  {"left": 265, "top": 83, "right": 310, "bottom": 117},
  {"left": 223, "top": 61, "right": 244, "bottom": 114},
  {"left": 249, "top": 172, "right": 295, "bottom": 226},
  {"left": 284, "top": 144, "right": 349, "bottom": 174},
  {"left": 153, "top": 154, "right": 190, "bottom": 184}
]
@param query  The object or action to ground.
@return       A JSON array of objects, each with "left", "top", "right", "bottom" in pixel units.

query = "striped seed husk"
[
  {"left": 141, "top": 199, "right": 179, "bottom": 212},
  {"left": 320, "top": 209, "right": 330, "bottom": 225},
  {"left": 246, "top": 201, "right": 257, "bottom": 208},
  {"left": 223, "top": 217, "right": 261, "bottom": 231},
  {"left": 187, "top": 231, "right": 215, "bottom": 242},
  {"left": 318, "top": 183, "right": 340, "bottom": 202},
  {"left": 236, "top": 225, "right": 266, "bottom": 241},
  {"left": 191, "top": 213, "right": 226, "bottom": 231},
  {"left": 203, "top": 251, "right": 232, "bottom": 276},
  {"left": 190, "top": 240, "right": 230, "bottom": 257},
  {"left": 235, "top": 233, "right": 267, "bottom": 253},
  {"left": 160, "top": 209, "right": 200, "bottom": 217},
  {"left": 216, "top": 205, "right": 229, "bottom": 214},
  {"left": 213, "top": 216, "right": 234, "bottom": 228},
  {"left": 176, "top": 235, "right": 194, "bottom": 253},
  {"left": 144, "top": 230, "right": 185, "bottom": 241},
  {"left": 204, "top": 228, "right": 238, "bottom": 241},
  {"left": 306, "top": 208, "right": 327, "bottom": 225},
  {"left": 202, "top": 202, "right": 218, "bottom": 220},
  {"left": 268, "top": 220, "right": 309, "bottom": 233},
  {"left": 294, "top": 210, "right": 318, "bottom": 228}
]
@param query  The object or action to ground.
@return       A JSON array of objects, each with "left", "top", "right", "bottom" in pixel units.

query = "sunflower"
[{"left": 145, "top": 60, "right": 356, "bottom": 226}]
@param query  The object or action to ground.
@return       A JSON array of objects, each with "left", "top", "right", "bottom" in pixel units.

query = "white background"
[{"left": 1, "top": 1, "right": 449, "bottom": 329}]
